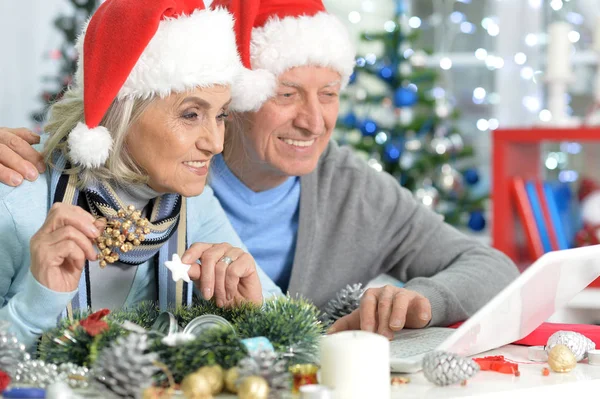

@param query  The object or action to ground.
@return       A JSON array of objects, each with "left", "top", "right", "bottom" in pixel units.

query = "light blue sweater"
[{"left": 0, "top": 171, "right": 282, "bottom": 347}]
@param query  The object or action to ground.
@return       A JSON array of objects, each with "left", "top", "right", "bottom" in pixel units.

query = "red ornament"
[
  {"left": 542, "top": 367, "right": 550, "bottom": 376},
  {"left": 473, "top": 355, "right": 519, "bottom": 375},
  {"left": 0, "top": 370, "right": 10, "bottom": 393},
  {"left": 79, "top": 308, "right": 110, "bottom": 337},
  {"left": 289, "top": 364, "right": 318, "bottom": 393},
  {"left": 575, "top": 224, "right": 600, "bottom": 247},
  {"left": 391, "top": 376, "right": 410, "bottom": 385}
]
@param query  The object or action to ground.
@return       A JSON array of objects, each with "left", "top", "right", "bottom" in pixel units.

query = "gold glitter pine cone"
[
  {"left": 95, "top": 205, "right": 150, "bottom": 267},
  {"left": 548, "top": 344, "right": 577, "bottom": 373}
]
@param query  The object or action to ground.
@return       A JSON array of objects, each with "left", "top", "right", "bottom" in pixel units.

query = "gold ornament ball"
[
  {"left": 181, "top": 372, "right": 213, "bottom": 399},
  {"left": 197, "top": 365, "right": 224, "bottom": 395},
  {"left": 224, "top": 367, "right": 239, "bottom": 393},
  {"left": 548, "top": 344, "right": 577, "bottom": 373},
  {"left": 238, "top": 376, "right": 270, "bottom": 399}
]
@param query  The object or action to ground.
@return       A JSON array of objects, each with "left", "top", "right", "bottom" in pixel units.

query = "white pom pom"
[
  {"left": 581, "top": 191, "right": 600, "bottom": 225},
  {"left": 67, "top": 122, "right": 113, "bottom": 168},
  {"left": 230, "top": 68, "right": 277, "bottom": 112}
]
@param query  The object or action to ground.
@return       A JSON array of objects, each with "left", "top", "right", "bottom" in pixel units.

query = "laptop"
[{"left": 390, "top": 245, "right": 600, "bottom": 373}]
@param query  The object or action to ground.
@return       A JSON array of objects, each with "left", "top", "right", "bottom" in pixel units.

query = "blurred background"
[
  {"left": 3, "top": 0, "right": 599, "bottom": 233},
  {"left": 3, "top": 2, "right": 600, "bottom": 324}
]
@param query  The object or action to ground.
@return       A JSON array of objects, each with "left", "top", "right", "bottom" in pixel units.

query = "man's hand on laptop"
[
  {"left": 0, "top": 127, "right": 45, "bottom": 187},
  {"left": 328, "top": 285, "right": 431, "bottom": 340}
]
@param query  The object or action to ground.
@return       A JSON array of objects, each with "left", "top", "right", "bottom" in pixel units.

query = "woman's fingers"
[
  {"left": 43, "top": 203, "right": 98, "bottom": 238},
  {"left": 212, "top": 247, "right": 243, "bottom": 306},
  {"left": 47, "top": 225, "right": 98, "bottom": 261}
]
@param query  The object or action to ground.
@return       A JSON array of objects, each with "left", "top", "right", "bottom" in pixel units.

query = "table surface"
[
  {"left": 216, "top": 344, "right": 600, "bottom": 398},
  {"left": 388, "top": 344, "right": 600, "bottom": 399}
]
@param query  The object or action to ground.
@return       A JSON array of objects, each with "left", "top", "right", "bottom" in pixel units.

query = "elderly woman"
[{"left": 0, "top": 0, "right": 282, "bottom": 348}]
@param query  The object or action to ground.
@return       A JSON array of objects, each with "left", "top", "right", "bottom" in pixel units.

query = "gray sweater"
[{"left": 288, "top": 141, "right": 519, "bottom": 327}]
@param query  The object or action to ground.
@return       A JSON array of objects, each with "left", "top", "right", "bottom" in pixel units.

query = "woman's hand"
[
  {"left": 30, "top": 203, "right": 101, "bottom": 292},
  {"left": 329, "top": 285, "right": 432, "bottom": 339},
  {"left": 182, "top": 242, "right": 263, "bottom": 307}
]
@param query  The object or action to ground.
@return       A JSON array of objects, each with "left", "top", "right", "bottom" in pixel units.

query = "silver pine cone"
[
  {"left": 422, "top": 351, "right": 479, "bottom": 386},
  {"left": 546, "top": 330, "right": 595, "bottom": 362},
  {"left": 92, "top": 333, "right": 159, "bottom": 398},
  {"left": 321, "top": 283, "right": 364, "bottom": 325},
  {"left": 0, "top": 331, "right": 30, "bottom": 377},
  {"left": 238, "top": 350, "right": 291, "bottom": 398}
]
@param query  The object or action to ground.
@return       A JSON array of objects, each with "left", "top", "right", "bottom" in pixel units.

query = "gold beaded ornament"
[{"left": 95, "top": 205, "right": 151, "bottom": 268}]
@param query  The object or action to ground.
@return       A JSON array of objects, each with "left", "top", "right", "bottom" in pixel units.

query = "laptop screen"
[{"left": 438, "top": 245, "right": 600, "bottom": 356}]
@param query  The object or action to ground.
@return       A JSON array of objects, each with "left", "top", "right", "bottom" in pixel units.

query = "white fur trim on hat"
[
  {"left": 251, "top": 12, "right": 356, "bottom": 87},
  {"left": 230, "top": 68, "right": 277, "bottom": 112},
  {"left": 68, "top": 122, "right": 113, "bottom": 168},
  {"left": 75, "top": 7, "right": 242, "bottom": 99}
]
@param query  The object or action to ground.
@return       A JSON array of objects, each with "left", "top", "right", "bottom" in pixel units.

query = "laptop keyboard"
[{"left": 390, "top": 327, "right": 455, "bottom": 359}]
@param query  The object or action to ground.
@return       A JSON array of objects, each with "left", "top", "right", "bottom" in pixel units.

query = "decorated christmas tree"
[
  {"left": 334, "top": 3, "right": 487, "bottom": 231},
  {"left": 31, "top": 0, "right": 97, "bottom": 132}
]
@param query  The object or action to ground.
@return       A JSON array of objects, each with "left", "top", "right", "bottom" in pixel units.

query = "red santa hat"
[
  {"left": 68, "top": 0, "right": 241, "bottom": 169},
  {"left": 211, "top": 0, "right": 356, "bottom": 112}
]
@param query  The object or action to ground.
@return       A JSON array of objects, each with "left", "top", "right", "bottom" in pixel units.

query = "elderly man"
[{"left": 0, "top": 0, "right": 518, "bottom": 339}]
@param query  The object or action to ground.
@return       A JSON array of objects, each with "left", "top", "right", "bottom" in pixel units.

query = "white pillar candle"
[
  {"left": 300, "top": 384, "right": 333, "bottom": 399},
  {"left": 320, "top": 331, "right": 390, "bottom": 399},
  {"left": 546, "top": 22, "right": 573, "bottom": 81}
]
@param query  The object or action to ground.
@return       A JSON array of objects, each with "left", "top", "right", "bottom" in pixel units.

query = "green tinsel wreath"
[
  {"left": 151, "top": 326, "right": 247, "bottom": 382},
  {"left": 38, "top": 315, "right": 126, "bottom": 367},
  {"left": 233, "top": 296, "right": 323, "bottom": 365},
  {"left": 38, "top": 296, "right": 325, "bottom": 381}
]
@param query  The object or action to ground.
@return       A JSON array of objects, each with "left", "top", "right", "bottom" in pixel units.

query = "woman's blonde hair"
[{"left": 43, "top": 87, "right": 153, "bottom": 187}]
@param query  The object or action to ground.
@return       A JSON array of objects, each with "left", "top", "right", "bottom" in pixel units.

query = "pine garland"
[
  {"left": 38, "top": 296, "right": 324, "bottom": 377},
  {"left": 174, "top": 297, "right": 259, "bottom": 328},
  {"left": 37, "top": 302, "right": 159, "bottom": 366},
  {"left": 234, "top": 296, "right": 324, "bottom": 365},
  {"left": 109, "top": 301, "right": 161, "bottom": 329},
  {"left": 152, "top": 327, "right": 247, "bottom": 383},
  {"left": 38, "top": 319, "right": 126, "bottom": 367}
]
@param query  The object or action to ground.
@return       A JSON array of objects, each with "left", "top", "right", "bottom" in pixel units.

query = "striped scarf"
[
  {"left": 50, "top": 154, "right": 193, "bottom": 319},
  {"left": 84, "top": 180, "right": 181, "bottom": 266}
]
